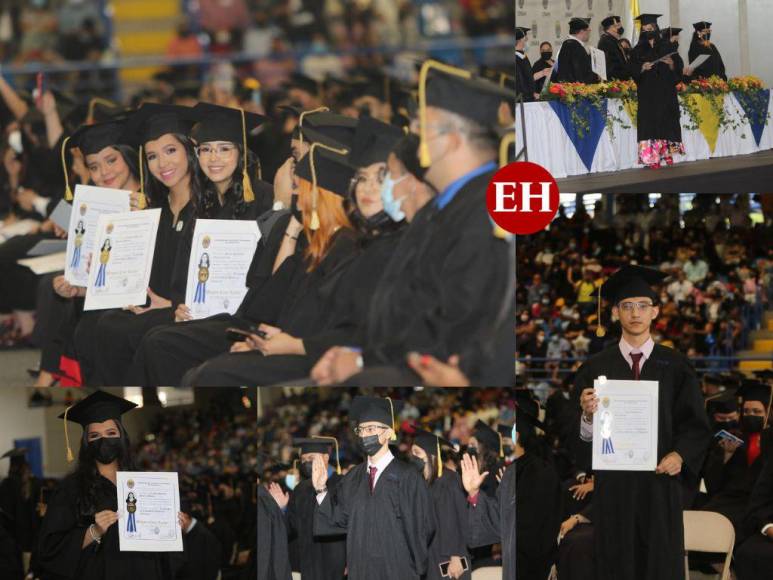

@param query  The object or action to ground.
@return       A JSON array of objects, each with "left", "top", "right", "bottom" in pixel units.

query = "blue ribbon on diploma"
[{"left": 602, "top": 436, "right": 615, "bottom": 454}]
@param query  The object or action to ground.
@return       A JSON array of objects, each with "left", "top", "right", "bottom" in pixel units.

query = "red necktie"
[
  {"left": 747, "top": 433, "right": 761, "bottom": 466},
  {"left": 369, "top": 466, "right": 378, "bottom": 495},
  {"left": 631, "top": 352, "right": 643, "bottom": 380}
]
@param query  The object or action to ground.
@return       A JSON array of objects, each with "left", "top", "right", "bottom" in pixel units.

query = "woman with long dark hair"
[
  {"left": 37, "top": 391, "right": 176, "bottom": 579},
  {"left": 630, "top": 13, "right": 684, "bottom": 168}
]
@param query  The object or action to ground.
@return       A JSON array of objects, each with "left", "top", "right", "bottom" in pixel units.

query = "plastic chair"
[
  {"left": 471, "top": 566, "right": 504, "bottom": 580},
  {"left": 683, "top": 510, "right": 735, "bottom": 580}
]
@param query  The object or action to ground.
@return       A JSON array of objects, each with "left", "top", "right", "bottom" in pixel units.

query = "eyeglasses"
[
  {"left": 354, "top": 425, "right": 387, "bottom": 436},
  {"left": 197, "top": 143, "right": 237, "bottom": 157},
  {"left": 619, "top": 301, "right": 654, "bottom": 312},
  {"left": 353, "top": 166, "right": 387, "bottom": 188}
]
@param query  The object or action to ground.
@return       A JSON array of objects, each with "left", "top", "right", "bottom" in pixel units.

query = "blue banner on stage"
[
  {"left": 734, "top": 89, "right": 770, "bottom": 147},
  {"left": 548, "top": 98, "right": 608, "bottom": 172}
]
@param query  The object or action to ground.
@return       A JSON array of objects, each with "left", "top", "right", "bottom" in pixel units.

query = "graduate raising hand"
[{"left": 460, "top": 453, "right": 489, "bottom": 495}]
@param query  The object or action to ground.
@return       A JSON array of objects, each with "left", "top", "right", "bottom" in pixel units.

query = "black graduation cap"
[
  {"left": 122, "top": 103, "right": 196, "bottom": 147},
  {"left": 516, "top": 389, "right": 546, "bottom": 431},
  {"left": 635, "top": 14, "right": 662, "bottom": 26},
  {"left": 296, "top": 112, "right": 358, "bottom": 151},
  {"left": 705, "top": 392, "right": 738, "bottom": 414},
  {"left": 569, "top": 17, "right": 591, "bottom": 33},
  {"left": 0, "top": 448, "right": 27, "bottom": 460},
  {"left": 693, "top": 21, "right": 712, "bottom": 31},
  {"left": 283, "top": 73, "right": 321, "bottom": 96},
  {"left": 298, "top": 435, "right": 342, "bottom": 474},
  {"left": 417, "top": 60, "right": 515, "bottom": 167},
  {"left": 295, "top": 144, "right": 356, "bottom": 197},
  {"left": 662, "top": 27, "right": 683, "bottom": 36},
  {"left": 753, "top": 369, "right": 773, "bottom": 380},
  {"left": 497, "top": 423, "right": 516, "bottom": 440},
  {"left": 58, "top": 391, "right": 137, "bottom": 463},
  {"left": 351, "top": 396, "right": 404, "bottom": 440},
  {"left": 702, "top": 373, "right": 723, "bottom": 386},
  {"left": 347, "top": 116, "right": 404, "bottom": 168},
  {"left": 473, "top": 420, "right": 502, "bottom": 457},
  {"left": 516, "top": 27, "right": 530, "bottom": 40},
  {"left": 71, "top": 119, "right": 130, "bottom": 157},
  {"left": 601, "top": 16, "right": 621, "bottom": 28},
  {"left": 412, "top": 429, "right": 454, "bottom": 478},
  {"left": 600, "top": 265, "right": 668, "bottom": 304},
  {"left": 191, "top": 102, "right": 265, "bottom": 145},
  {"left": 738, "top": 380, "right": 773, "bottom": 406}
]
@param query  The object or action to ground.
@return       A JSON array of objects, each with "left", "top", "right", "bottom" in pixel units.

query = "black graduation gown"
[
  {"left": 257, "top": 486, "right": 292, "bottom": 580},
  {"left": 184, "top": 228, "right": 402, "bottom": 387},
  {"left": 134, "top": 211, "right": 298, "bottom": 386},
  {"left": 571, "top": 343, "right": 711, "bottom": 580},
  {"left": 688, "top": 37, "right": 726, "bottom": 80},
  {"left": 516, "top": 454, "right": 562, "bottom": 580},
  {"left": 598, "top": 33, "right": 631, "bottom": 81},
  {"left": 285, "top": 477, "right": 346, "bottom": 580},
  {"left": 92, "top": 196, "right": 267, "bottom": 385},
  {"left": 361, "top": 169, "right": 512, "bottom": 385},
  {"left": 701, "top": 428, "right": 771, "bottom": 531},
  {"left": 0, "top": 475, "right": 40, "bottom": 551},
  {"left": 37, "top": 475, "right": 168, "bottom": 580},
  {"left": 314, "top": 458, "right": 435, "bottom": 580},
  {"left": 734, "top": 457, "right": 773, "bottom": 580},
  {"left": 532, "top": 57, "right": 553, "bottom": 94},
  {"left": 468, "top": 461, "right": 515, "bottom": 580},
  {"left": 516, "top": 52, "right": 536, "bottom": 102},
  {"left": 631, "top": 38, "right": 682, "bottom": 143},
  {"left": 425, "top": 470, "right": 471, "bottom": 580},
  {"left": 553, "top": 38, "right": 599, "bottom": 84},
  {"left": 0, "top": 513, "right": 23, "bottom": 580}
]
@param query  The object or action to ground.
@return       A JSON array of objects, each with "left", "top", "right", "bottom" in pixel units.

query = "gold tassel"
[
  {"left": 312, "top": 435, "right": 341, "bottom": 475},
  {"left": 499, "top": 133, "right": 515, "bottom": 168},
  {"left": 63, "top": 405, "right": 74, "bottom": 463},
  {"left": 86, "top": 97, "right": 117, "bottom": 125},
  {"left": 239, "top": 108, "right": 255, "bottom": 202},
  {"left": 297, "top": 106, "right": 329, "bottom": 152},
  {"left": 437, "top": 438, "right": 443, "bottom": 477},
  {"left": 307, "top": 142, "right": 348, "bottom": 232},
  {"left": 497, "top": 432, "right": 504, "bottom": 458},
  {"left": 417, "top": 60, "right": 472, "bottom": 168},
  {"left": 61, "top": 136, "right": 73, "bottom": 201},
  {"left": 386, "top": 397, "right": 397, "bottom": 441}
]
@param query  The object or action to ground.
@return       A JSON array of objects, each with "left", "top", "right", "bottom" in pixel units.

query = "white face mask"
[
  {"left": 8, "top": 130, "right": 23, "bottom": 154},
  {"left": 380, "top": 174, "right": 408, "bottom": 222}
]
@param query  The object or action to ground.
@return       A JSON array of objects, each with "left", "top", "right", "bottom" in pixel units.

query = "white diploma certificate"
[
  {"left": 116, "top": 471, "right": 183, "bottom": 552},
  {"left": 64, "top": 185, "right": 131, "bottom": 287},
  {"left": 84, "top": 209, "right": 161, "bottom": 311},
  {"left": 592, "top": 378, "right": 659, "bottom": 471},
  {"left": 184, "top": 219, "right": 261, "bottom": 319},
  {"left": 590, "top": 47, "right": 607, "bottom": 81},
  {"left": 687, "top": 54, "right": 710, "bottom": 70}
]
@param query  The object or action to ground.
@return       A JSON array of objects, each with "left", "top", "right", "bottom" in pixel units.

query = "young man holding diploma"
[{"left": 574, "top": 265, "right": 711, "bottom": 580}]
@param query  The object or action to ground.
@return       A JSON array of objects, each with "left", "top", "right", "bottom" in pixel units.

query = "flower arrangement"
[
  {"left": 728, "top": 76, "right": 770, "bottom": 135},
  {"left": 728, "top": 76, "right": 764, "bottom": 92}
]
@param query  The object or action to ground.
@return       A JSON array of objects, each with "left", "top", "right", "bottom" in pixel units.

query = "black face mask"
[
  {"left": 645, "top": 31, "right": 658, "bottom": 41},
  {"left": 704, "top": 32, "right": 711, "bottom": 41},
  {"left": 741, "top": 415, "right": 765, "bottom": 434},
  {"left": 299, "top": 461, "right": 313, "bottom": 480},
  {"left": 503, "top": 445, "right": 515, "bottom": 456},
  {"left": 359, "top": 435, "right": 383, "bottom": 457},
  {"left": 541, "top": 51, "right": 553, "bottom": 60},
  {"left": 466, "top": 446, "right": 478, "bottom": 458},
  {"left": 290, "top": 193, "right": 302, "bottom": 223},
  {"left": 618, "top": 26, "right": 625, "bottom": 36},
  {"left": 88, "top": 437, "right": 122, "bottom": 465},
  {"left": 409, "top": 456, "right": 426, "bottom": 473},
  {"left": 712, "top": 419, "right": 739, "bottom": 432}
]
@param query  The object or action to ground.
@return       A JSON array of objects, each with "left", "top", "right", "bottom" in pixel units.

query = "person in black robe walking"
[
  {"left": 598, "top": 16, "right": 631, "bottom": 81},
  {"left": 575, "top": 265, "right": 711, "bottom": 580},
  {"left": 36, "top": 391, "right": 184, "bottom": 580},
  {"left": 460, "top": 453, "right": 515, "bottom": 580},
  {"left": 688, "top": 22, "right": 726, "bottom": 80},
  {"left": 630, "top": 14, "right": 685, "bottom": 168},
  {"left": 311, "top": 396, "right": 435, "bottom": 580},
  {"left": 409, "top": 430, "right": 470, "bottom": 580},
  {"left": 553, "top": 18, "right": 600, "bottom": 85}
]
